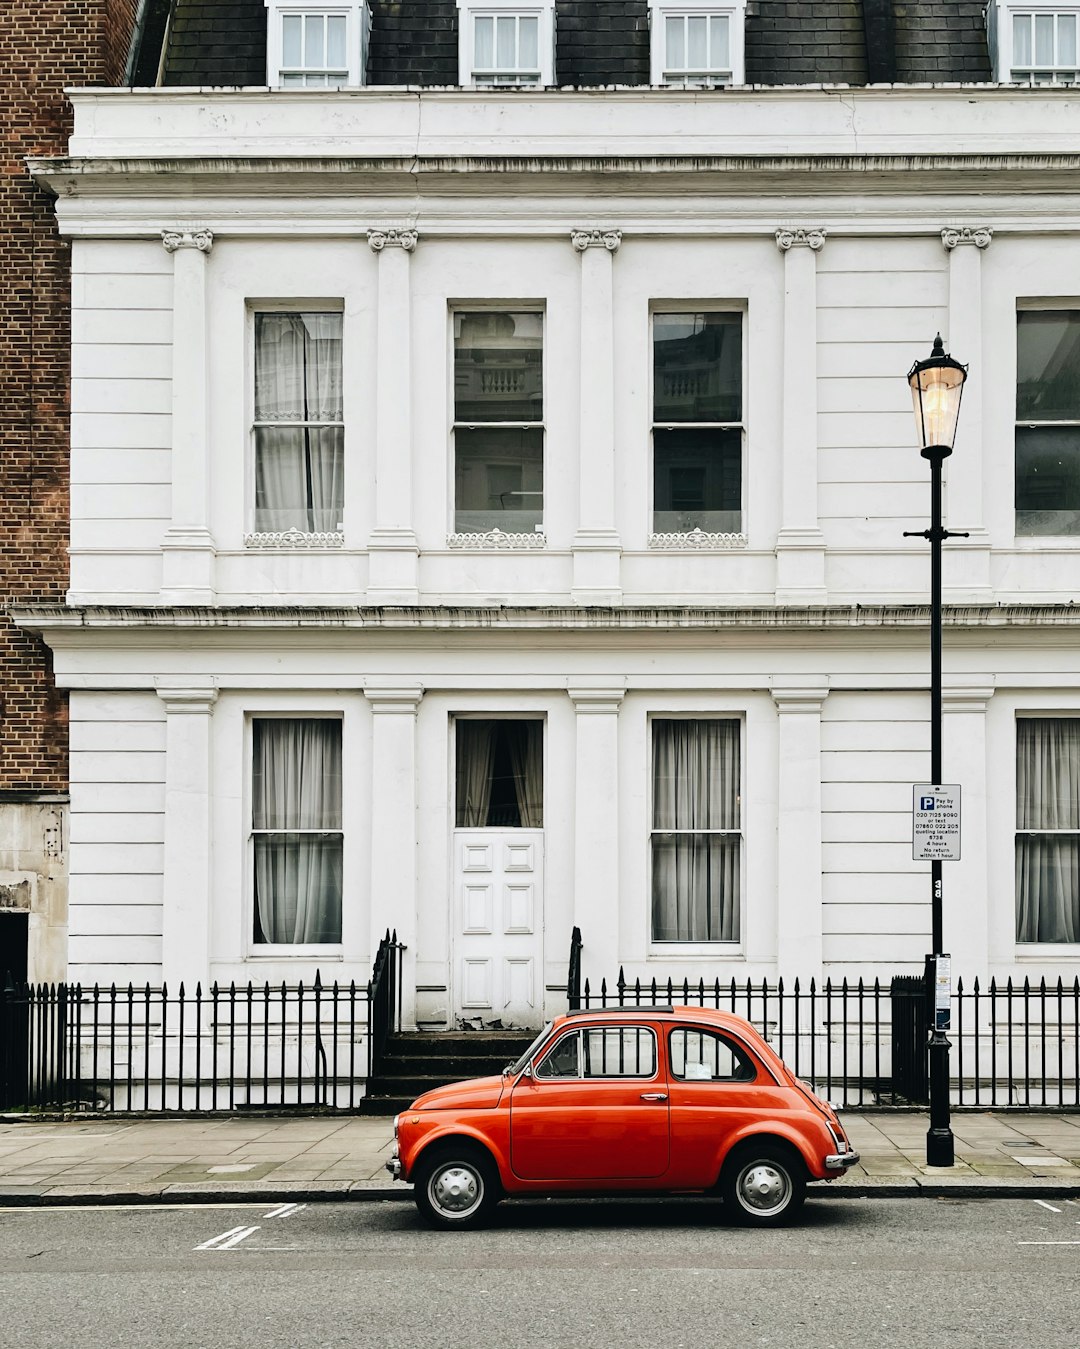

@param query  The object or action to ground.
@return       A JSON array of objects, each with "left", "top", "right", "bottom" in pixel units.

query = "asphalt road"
[{"left": 1, "top": 1195, "right": 1078, "bottom": 1349}]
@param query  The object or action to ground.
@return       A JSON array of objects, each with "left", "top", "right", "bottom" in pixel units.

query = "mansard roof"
[{"left": 142, "top": 0, "right": 992, "bottom": 90}]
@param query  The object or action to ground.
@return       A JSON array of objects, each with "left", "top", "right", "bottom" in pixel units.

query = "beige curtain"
[
  {"left": 253, "top": 719, "right": 342, "bottom": 944},
  {"left": 651, "top": 719, "right": 740, "bottom": 942},
  {"left": 1016, "top": 718, "right": 1080, "bottom": 942}
]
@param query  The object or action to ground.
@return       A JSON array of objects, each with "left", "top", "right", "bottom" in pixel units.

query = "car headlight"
[{"left": 393, "top": 1114, "right": 400, "bottom": 1139}]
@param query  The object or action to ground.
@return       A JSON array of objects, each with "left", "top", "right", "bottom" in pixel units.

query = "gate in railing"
[
  {"left": 572, "top": 964, "right": 1080, "bottom": 1110},
  {"left": 0, "top": 932, "right": 404, "bottom": 1113}
]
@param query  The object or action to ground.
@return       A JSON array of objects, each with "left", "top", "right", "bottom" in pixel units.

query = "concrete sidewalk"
[{"left": 0, "top": 1111, "right": 1078, "bottom": 1206}]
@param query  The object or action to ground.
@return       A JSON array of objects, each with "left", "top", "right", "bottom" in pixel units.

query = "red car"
[{"left": 386, "top": 1004, "right": 859, "bottom": 1228}]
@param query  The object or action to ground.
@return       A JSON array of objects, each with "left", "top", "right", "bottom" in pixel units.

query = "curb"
[{"left": 2, "top": 1177, "right": 1079, "bottom": 1208}]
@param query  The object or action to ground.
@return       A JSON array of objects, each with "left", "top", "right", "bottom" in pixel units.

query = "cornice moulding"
[{"left": 14, "top": 603, "right": 1080, "bottom": 634}]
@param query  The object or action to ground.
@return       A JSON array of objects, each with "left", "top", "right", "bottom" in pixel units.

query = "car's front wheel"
[
  {"left": 412, "top": 1143, "right": 500, "bottom": 1230},
  {"left": 721, "top": 1142, "right": 806, "bottom": 1226}
]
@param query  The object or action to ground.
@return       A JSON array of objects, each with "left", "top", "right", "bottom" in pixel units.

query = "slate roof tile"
[{"left": 147, "top": 0, "right": 997, "bottom": 90}]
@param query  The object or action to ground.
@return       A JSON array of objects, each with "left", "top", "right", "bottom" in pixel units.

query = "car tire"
[
  {"left": 720, "top": 1142, "right": 806, "bottom": 1227},
  {"left": 412, "top": 1143, "right": 501, "bottom": 1231}
]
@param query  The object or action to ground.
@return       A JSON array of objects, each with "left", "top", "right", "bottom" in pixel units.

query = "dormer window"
[
  {"left": 265, "top": 2, "right": 370, "bottom": 87},
  {"left": 988, "top": 2, "right": 1080, "bottom": 83},
  {"left": 650, "top": 2, "right": 746, "bottom": 86},
  {"left": 456, "top": 1, "right": 555, "bottom": 86}
]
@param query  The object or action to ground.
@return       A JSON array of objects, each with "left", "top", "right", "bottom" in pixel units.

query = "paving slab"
[{"left": 0, "top": 1111, "right": 1077, "bottom": 1206}]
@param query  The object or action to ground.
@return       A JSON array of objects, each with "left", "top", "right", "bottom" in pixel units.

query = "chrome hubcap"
[
  {"left": 738, "top": 1162, "right": 790, "bottom": 1215},
  {"left": 431, "top": 1164, "right": 481, "bottom": 1216}
]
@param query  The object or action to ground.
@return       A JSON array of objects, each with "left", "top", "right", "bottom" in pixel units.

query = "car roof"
[
  {"left": 557, "top": 1005, "right": 758, "bottom": 1033},
  {"left": 551, "top": 1004, "right": 789, "bottom": 1077}
]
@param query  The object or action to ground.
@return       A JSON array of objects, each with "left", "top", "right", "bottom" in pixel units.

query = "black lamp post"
[{"left": 906, "top": 334, "right": 967, "bottom": 1169}]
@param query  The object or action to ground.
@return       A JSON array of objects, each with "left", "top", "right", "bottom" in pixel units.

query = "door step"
[{"left": 364, "top": 1028, "right": 536, "bottom": 1111}]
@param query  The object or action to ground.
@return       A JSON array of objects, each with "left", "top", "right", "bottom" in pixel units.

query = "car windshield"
[{"left": 507, "top": 1022, "right": 553, "bottom": 1075}]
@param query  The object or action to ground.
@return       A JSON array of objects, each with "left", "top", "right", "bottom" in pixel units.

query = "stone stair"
[{"left": 358, "top": 1029, "right": 536, "bottom": 1114}]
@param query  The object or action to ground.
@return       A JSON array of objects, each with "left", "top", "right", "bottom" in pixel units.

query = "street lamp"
[{"left": 906, "top": 334, "right": 967, "bottom": 1168}]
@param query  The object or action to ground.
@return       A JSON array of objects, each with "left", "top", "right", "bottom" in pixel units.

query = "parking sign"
[{"left": 912, "top": 784, "right": 961, "bottom": 861}]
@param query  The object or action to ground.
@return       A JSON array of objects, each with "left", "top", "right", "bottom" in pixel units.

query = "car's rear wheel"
[
  {"left": 412, "top": 1143, "right": 500, "bottom": 1230},
  {"left": 721, "top": 1142, "right": 806, "bottom": 1226}
]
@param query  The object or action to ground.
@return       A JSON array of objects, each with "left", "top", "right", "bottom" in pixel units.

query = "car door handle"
[{"left": 640, "top": 1092, "right": 667, "bottom": 1102}]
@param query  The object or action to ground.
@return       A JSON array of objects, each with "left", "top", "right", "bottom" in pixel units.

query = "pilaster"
[
  {"left": 941, "top": 227, "right": 993, "bottom": 601},
  {"left": 942, "top": 679, "right": 994, "bottom": 974},
  {"left": 160, "top": 229, "right": 216, "bottom": 605},
  {"left": 571, "top": 230, "right": 622, "bottom": 604},
  {"left": 157, "top": 680, "right": 217, "bottom": 990},
  {"left": 366, "top": 229, "right": 420, "bottom": 603},
  {"left": 774, "top": 228, "right": 827, "bottom": 605},
  {"left": 770, "top": 678, "right": 828, "bottom": 979},
  {"left": 364, "top": 682, "right": 423, "bottom": 1026},
  {"left": 568, "top": 682, "right": 626, "bottom": 976}
]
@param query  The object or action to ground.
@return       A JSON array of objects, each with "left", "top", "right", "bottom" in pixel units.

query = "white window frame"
[
  {"left": 246, "top": 301, "right": 346, "bottom": 546},
  {"left": 448, "top": 304, "right": 547, "bottom": 543},
  {"left": 649, "top": 1, "right": 746, "bottom": 86},
  {"left": 648, "top": 715, "right": 744, "bottom": 948},
  {"left": 247, "top": 712, "right": 345, "bottom": 956},
  {"left": 265, "top": 2, "right": 370, "bottom": 88},
  {"left": 988, "top": 0, "right": 1080, "bottom": 83},
  {"left": 649, "top": 305, "right": 747, "bottom": 543},
  {"left": 456, "top": 0, "right": 555, "bottom": 87},
  {"left": 1014, "top": 303, "right": 1080, "bottom": 538},
  {"left": 1015, "top": 713, "right": 1080, "bottom": 947}
]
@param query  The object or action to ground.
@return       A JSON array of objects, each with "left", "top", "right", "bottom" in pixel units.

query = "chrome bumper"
[
  {"left": 825, "top": 1150, "right": 860, "bottom": 1171},
  {"left": 385, "top": 1156, "right": 402, "bottom": 1180}
]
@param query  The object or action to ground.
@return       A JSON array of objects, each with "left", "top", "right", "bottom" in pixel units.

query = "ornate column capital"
[
  {"left": 571, "top": 229, "right": 622, "bottom": 253},
  {"left": 941, "top": 227, "right": 993, "bottom": 251},
  {"left": 161, "top": 228, "right": 213, "bottom": 254},
  {"left": 775, "top": 227, "right": 826, "bottom": 253},
  {"left": 367, "top": 228, "right": 418, "bottom": 253}
]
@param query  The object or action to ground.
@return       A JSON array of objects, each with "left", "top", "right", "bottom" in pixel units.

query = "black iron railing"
[
  {"left": 574, "top": 968, "right": 1080, "bottom": 1110},
  {"left": 0, "top": 932, "right": 404, "bottom": 1113}
]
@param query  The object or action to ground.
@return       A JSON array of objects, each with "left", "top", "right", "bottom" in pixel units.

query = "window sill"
[
  {"left": 448, "top": 529, "right": 547, "bottom": 550},
  {"left": 646, "top": 945, "right": 745, "bottom": 960},
  {"left": 245, "top": 948, "right": 345, "bottom": 959},
  {"left": 649, "top": 529, "right": 747, "bottom": 550},
  {"left": 1015, "top": 945, "right": 1080, "bottom": 959},
  {"left": 244, "top": 530, "right": 344, "bottom": 549}
]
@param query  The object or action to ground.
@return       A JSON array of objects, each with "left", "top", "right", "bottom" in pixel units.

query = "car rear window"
[{"left": 669, "top": 1027, "right": 756, "bottom": 1081}]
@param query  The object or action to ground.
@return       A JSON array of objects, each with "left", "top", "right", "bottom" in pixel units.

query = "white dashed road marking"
[
  {"left": 263, "top": 1202, "right": 306, "bottom": 1219},
  {"left": 1033, "top": 1200, "right": 1062, "bottom": 1213},
  {"left": 195, "top": 1224, "right": 260, "bottom": 1251}
]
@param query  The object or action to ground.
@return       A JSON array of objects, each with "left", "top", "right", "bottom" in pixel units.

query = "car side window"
[
  {"left": 534, "top": 1030, "right": 581, "bottom": 1078},
  {"left": 669, "top": 1027, "right": 756, "bottom": 1082},
  {"left": 583, "top": 1027, "right": 657, "bottom": 1079}
]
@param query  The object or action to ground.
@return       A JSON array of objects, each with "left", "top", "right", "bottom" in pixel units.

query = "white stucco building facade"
[{"left": 19, "top": 85, "right": 1080, "bottom": 1029}]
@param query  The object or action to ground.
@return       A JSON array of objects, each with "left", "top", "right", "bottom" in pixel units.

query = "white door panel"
[{"left": 453, "top": 829, "right": 543, "bottom": 1027}]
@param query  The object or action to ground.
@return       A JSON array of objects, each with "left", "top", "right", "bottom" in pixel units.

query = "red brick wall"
[{"left": 0, "top": 0, "right": 138, "bottom": 792}]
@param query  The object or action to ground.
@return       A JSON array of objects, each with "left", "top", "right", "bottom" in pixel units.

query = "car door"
[
  {"left": 509, "top": 1022, "right": 670, "bottom": 1182},
  {"left": 665, "top": 1024, "right": 780, "bottom": 1187}
]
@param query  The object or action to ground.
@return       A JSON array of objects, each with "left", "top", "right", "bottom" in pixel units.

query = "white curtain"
[
  {"left": 456, "top": 721, "right": 497, "bottom": 828},
  {"left": 1016, "top": 718, "right": 1080, "bottom": 942},
  {"left": 652, "top": 720, "right": 740, "bottom": 942},
  {"left": 253, "top": 719, "right": 342, "bottom": 944},
  {"left": 507, "top": 720, "right": 543, "bottom": 828},
  {"left": 254, "top": 313, "right": 344, "bottom": 533}
]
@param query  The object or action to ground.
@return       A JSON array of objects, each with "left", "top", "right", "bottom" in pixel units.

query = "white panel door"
[{"left": 453, "top": 830, "right": 543, "bottom": 1027}]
